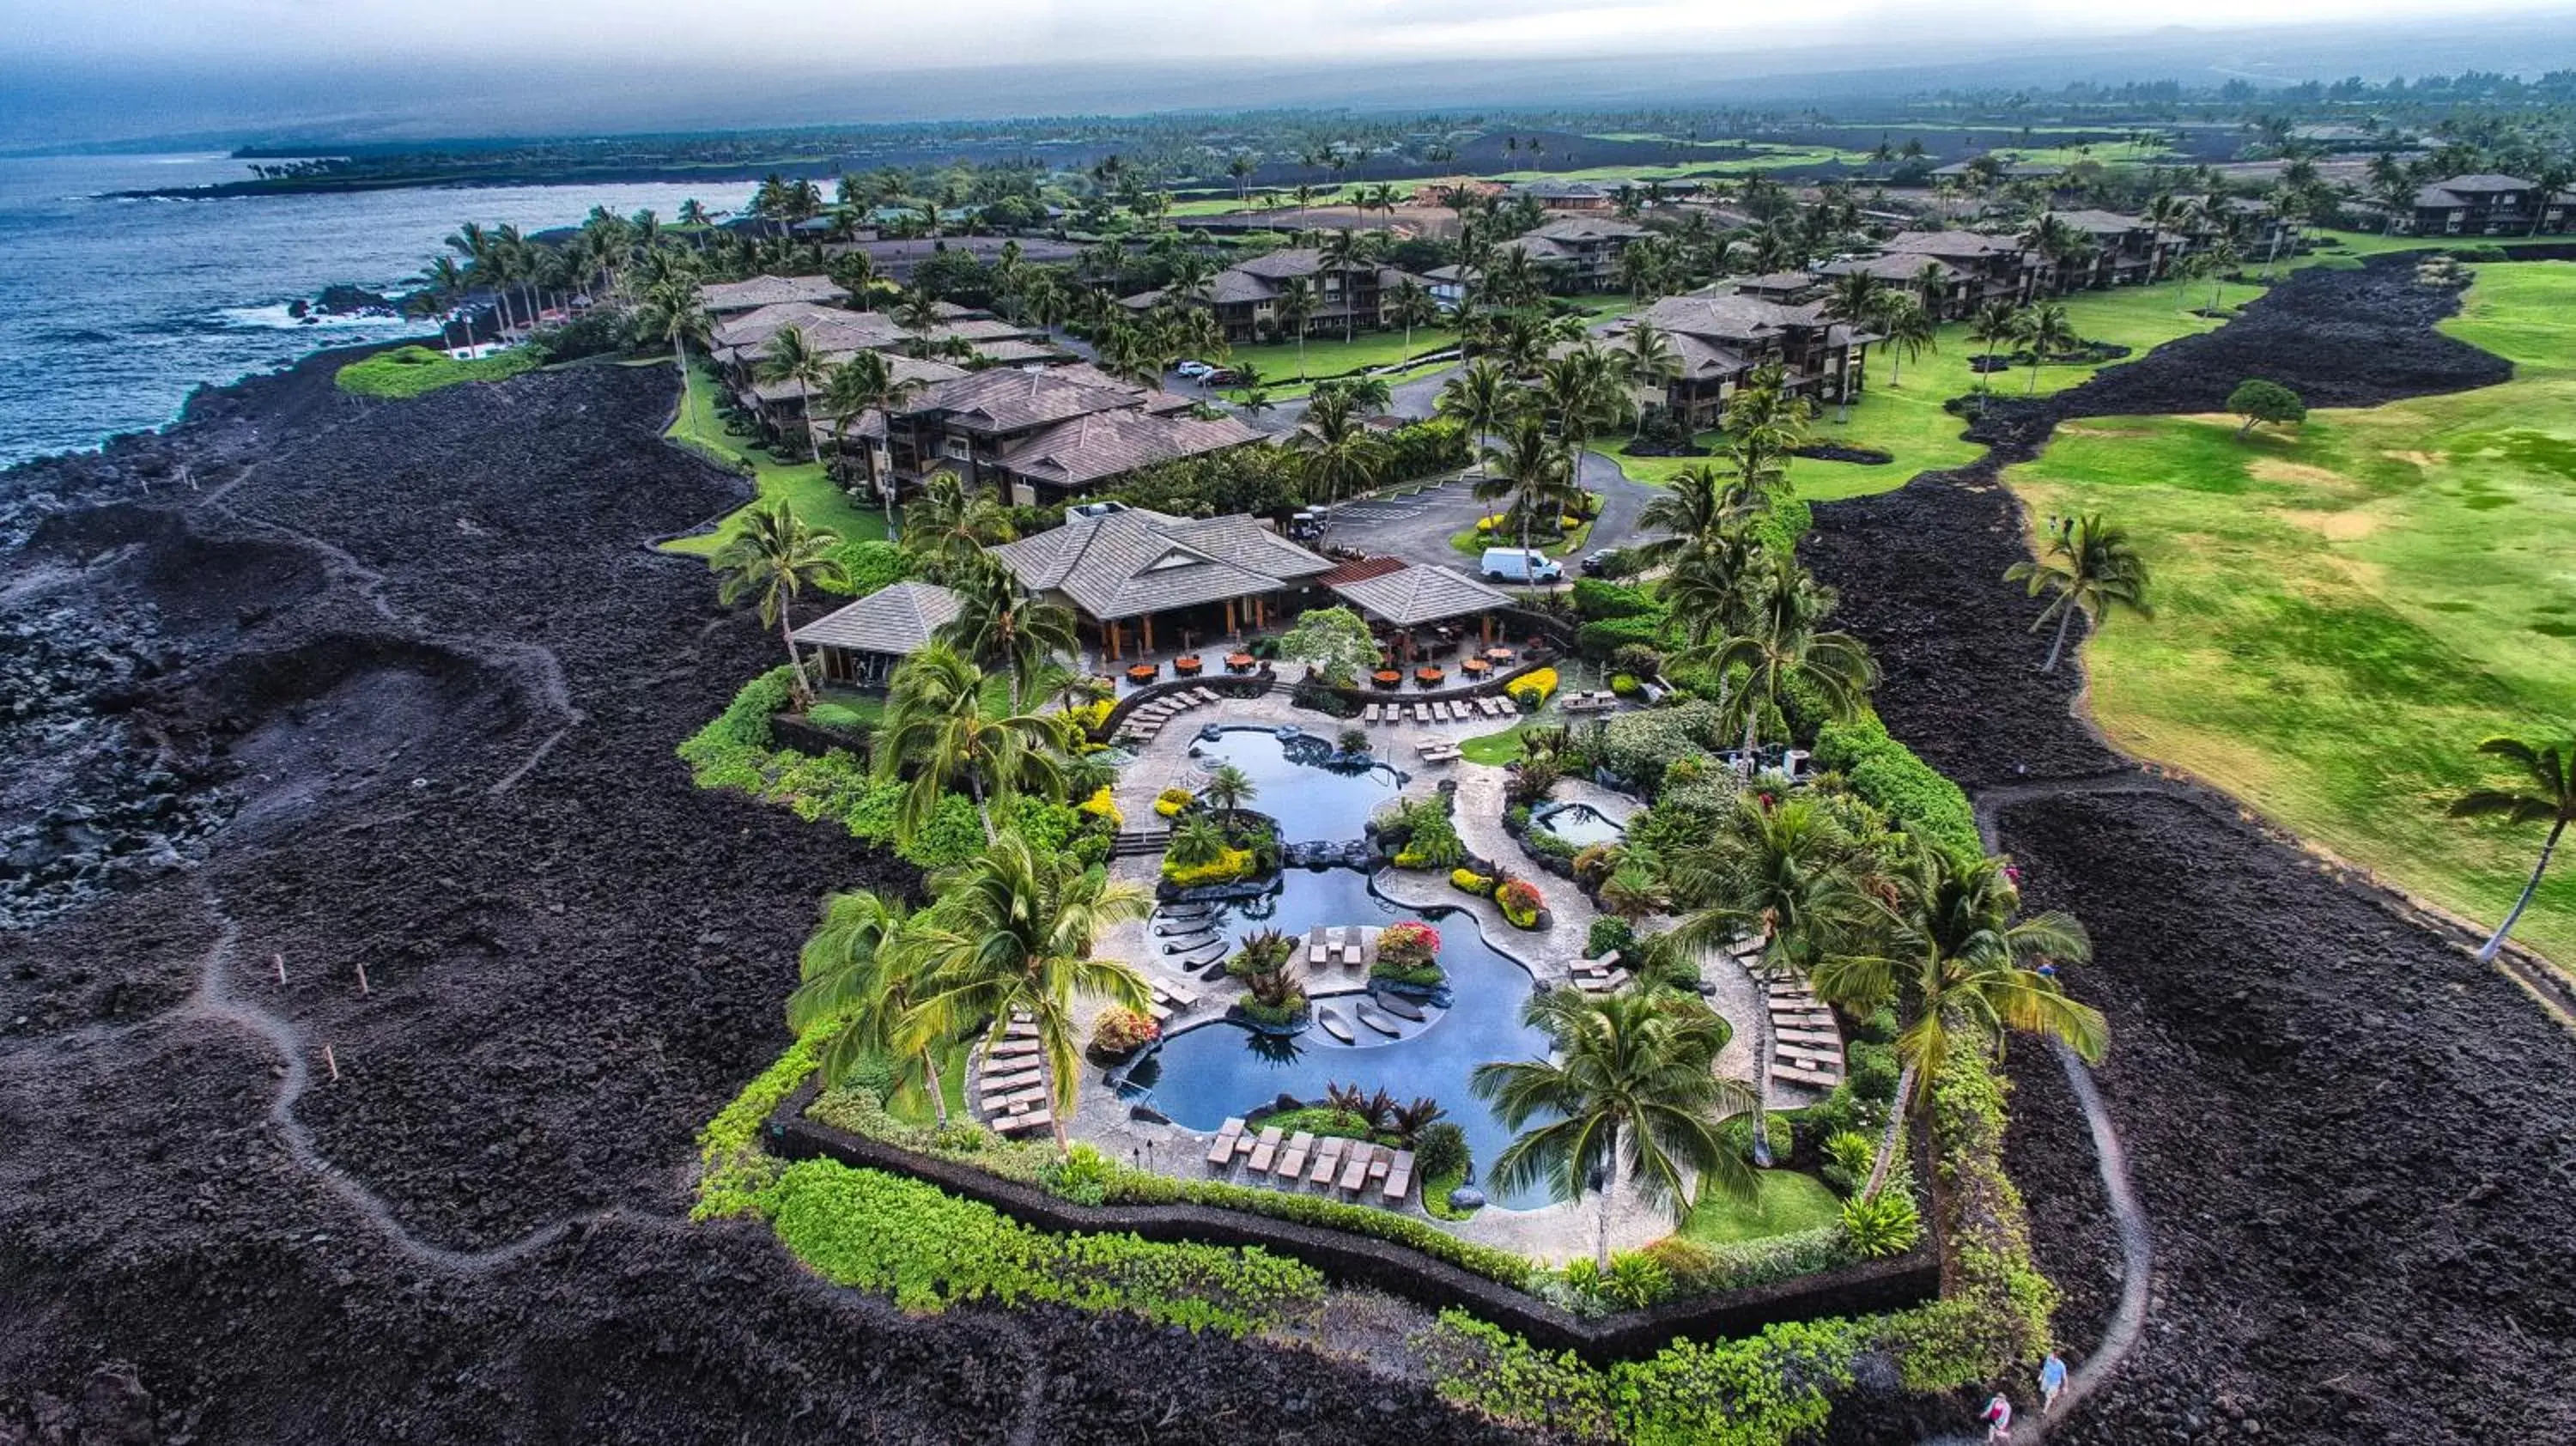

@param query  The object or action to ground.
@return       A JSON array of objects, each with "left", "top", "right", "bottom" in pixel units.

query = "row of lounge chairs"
[
  {"left": 1117, "top": 688, "right": 1224, "bottom": 745},
  {"left": 1362, "top": 696, "right": 1514, "bottom": 726},
  {"left": 1559, "top": 690, "right": 1621, "bottom": 714},
  {"left": 1145, "top": 976, "right": 1200, "bottom": 1024},
  {"left": 1728, "top": 936, "right": 1846, "bottom": 1090},
  {"left": 1205, "top": 1117, "right": 1415, "bottom": 1206},
  {"left": 1304, "top": 925, "right": 1374, "bottom": 969},
  {"left": 975, "top": 1014, "right": 1053, "bottom": 1137},
  {"left": 1569, "top": 950, "right": 1631, "bottom": 993},
  {"left": 1416, "top": 738, "right": 1462, "bottom": 764}
]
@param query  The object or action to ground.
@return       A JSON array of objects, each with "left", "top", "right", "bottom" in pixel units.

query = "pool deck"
[{"left": 1060, "top": 688, "right": 1807, "bottom": 1265}]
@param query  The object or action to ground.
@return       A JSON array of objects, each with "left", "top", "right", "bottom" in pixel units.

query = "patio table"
[
  {"left": 1460, "top": 658, "right": 1491, "bottom": 677},
  {"left": 1127, "top": 664, "right": 1159, "bottom": 685},
  {"left": 1373, "top": 671, "right": 1403, "bottom": 690},
  {"left": 1485, "top": 647, "right": 1516, "bottom": 665},
  {"left": 1225, "top": 653, "right": 1256, "bottom": 674},
  {"left": 1413, "top": 667, "right": 1445, "bottom": 688},
  {"left": 1174, "top": 655, "right": 1204, "bottom": 677}
]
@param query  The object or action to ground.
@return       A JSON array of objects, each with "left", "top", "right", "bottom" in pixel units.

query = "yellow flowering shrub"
[
  {"left": 1505, "top": 667, "right": 1559, "bottom": 709},
  {"left": 1078, "top": 787, "right": 1122, "bottom": 831}
]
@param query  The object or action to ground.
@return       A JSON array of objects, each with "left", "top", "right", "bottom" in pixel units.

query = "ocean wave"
[{"left": 216, "top": 304, "right": 409, "bottom": 332}]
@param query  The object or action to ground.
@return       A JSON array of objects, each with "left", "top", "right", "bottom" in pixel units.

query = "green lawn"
[
  {"left": 1459, "top": 719, "right": 1534, "bottom": 765},
  {"left": 1450, "top": 513, "right": 1594, "bottom": 562},
  {"left": 2006, "top": 260, "right": 2576, "bottom": 972},
  {"left": 1678, "top": 1170, "right": 1844, "bottom": 1245},
  {"left": 336, "top": 343, "right": 541, "bottom": 398},
  {"left": 1615, "top": 272, "right": 2255, "bottom": 500},
  {"left": 1225, "top": 328, "right": 1461, "bottom": 386},
  {"left": 659, "top": 361, "right": 889, "bottom": 557}
]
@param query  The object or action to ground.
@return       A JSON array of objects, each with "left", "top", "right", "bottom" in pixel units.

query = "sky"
[
  {"left": 4, "top": 1, "right": 2574, "bottom": 147},
  {"left": 13, "top": 0, "right": 2576, "bottom": 70}
]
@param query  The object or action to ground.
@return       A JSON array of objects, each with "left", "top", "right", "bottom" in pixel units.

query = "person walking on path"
[
  {"left": 2039, "top": 1352, "right": 2069, "bottom": 1415},
  {"left": 1982, "top": 1392, "right": 2015, "bottom": 1443}
]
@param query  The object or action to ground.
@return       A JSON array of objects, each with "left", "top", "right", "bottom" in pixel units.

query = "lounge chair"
[
  {"left": 1309, "top": 1135, "right": 1348, "bottom": 1186},
  {"left": 1247, "top": 1126, "right": 1284, "bottom": 1172},
  {"left": 993, "top": 1109, "right": 1052, "bottom": 1136},
  {"left": 1307, "top": 926, "right": 1331, "bottom": 967},
  {"left": 1206, "top": 1117, "right": 1246, "bottom": 1167},
  {"left": 1278, "top": 1131, "right": 1315, "bottom": 1178},
  {"left": 1363, "top": 703, "right": 1382, "bottom": 725},
  {"left": 1339, "top": 1144, "right": 1376, "bottom": 1193},
  {"left": 1382, "top": 1150, "right": 1414, "bottom": 1203}
]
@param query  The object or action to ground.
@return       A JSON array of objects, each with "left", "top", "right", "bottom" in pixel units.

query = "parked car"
[
  {"left": 1480, "top": 547, "right": 1564, "bottom": 585},
  {"left": 1200, "top": 367, "right": 1244, "bottom": 386},
  {"left": 1174, "top": 360, "right": 1218, "bottom": 380},
  {"left": 1578, "top": 548, "right": 1625, "bottom": 576}
]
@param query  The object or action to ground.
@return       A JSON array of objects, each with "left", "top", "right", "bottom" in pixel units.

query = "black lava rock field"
[{"left": 0, "top": 359, "right": 1541, "bottom": 1445}]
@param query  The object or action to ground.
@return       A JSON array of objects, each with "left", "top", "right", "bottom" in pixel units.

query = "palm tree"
[
  {"left": 757, "top": 325, "right": 834, "bottom": 462},
  {"left": 1812, "top": 843, "right": 2105, "bottom": 1194},
  {"left": 2448, "top": 735, "right": 2576, "bottom": 962},
  {"left": 1538, "top": 344, "right": 1633, "bottom": 465},
  {"left": 876, "top": 645, "right": 1070, "bottom": 842},
  {"left": 2004, "top": 511, "right": 2154, "bottom": 672},
  {"left": 1201, "top": 762, "right": 1258, "bottom": 820},
  {"left": 710, "top": 503, "right": 848, "bottom": 707},
  {"left": 2015, "top": 304, "right": 2076, "bottom": 397},
  {"left": 1620, "top": 326, "right": 1682, "bottom": 432},
  {"left": 1660, "top": 530, "right": 1760, "bottom": 649},
  {"left": 1874, "top": 295, "right": 1936, "bottom": 386},
  {"left": 902, "top": 835, "right": 1153, "bottom": 1153},
  {"left": 902, "top": 471, "right": 1018, "bottom": 579},
  {"left": 1479, "top": 410, "right": 1577, "bottom": 563},
  {"left": 938, "top": 559, "right": 1079, "bottom": 710},
  {"left": 1719, "top": 362, "right": 1807, "bottom": 496},
  {"left": 1967, "top": 301, "right": 2020, "bottom": 414},
  {"left": 1436, "top": 359, "right": 1518, "bottom": 479},
  {"left": 1226, "top": 153, "right": 1256, "bottom": 201},
  {"left": 817, "top": 351, "right": 924, "bottom": 527},
  {"left": 1683, "top": 551, "right": 1877, "bottom": 757},
  {"left": 1300, "top": 395, "right": 1388, "bottom": 538},
  {"left": 1472, "top": 989, "right": 1758, "bottom": 1269},
  {"left": 1911, "top": 259, "right": 1952, "bottom": 316},
  {"left": 1635, "top": 463, "right": 1758, "bottom": 565},
  {"left": 1820, "top": 272, "right": 1886, "bottom": 422},
  {"left": 786, "top": 890, "right": 949, "bottom": 1124},
  {"left": 1388, "top": 278, "right": 1439, "bottom": 354},
  {"left": 1318, "top": 229, "right": 1380, "bottom": 343},
  {"left": 1273, "top": 276, "right": 1317, "bottom": 381},
  {"left": 1668, "top": 795, "right": 1877, "bottom": 1164}
]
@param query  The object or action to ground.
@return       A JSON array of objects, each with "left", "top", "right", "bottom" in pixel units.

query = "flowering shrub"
[
  {"left": 1154, "top": 787, "right": 1195, "bottom": 818},
  {"left": 1090, "top": 1007, "right": 1161, "bottom": 1056},
  {"left": 1450, "top": 867, "right": 1493, "bottom": 896},
  {"left": 1496, "top": 878, "right": 1546, "bottom": 929},
  {"left": 1505, "top": 667, "right": 1559, "bottom": 710},
  {"left": 1376, "top": 920, "right": 1442, "bottom": 969},
  {"left": 1162, "top": 846, "right": 1255, "bottom": 888},
  {"left": 1078, "top": 786, "right": 1123, "bottom": 832},
  {"left": 1066, "top": 698, "right": 1115, "bottom": 736}
]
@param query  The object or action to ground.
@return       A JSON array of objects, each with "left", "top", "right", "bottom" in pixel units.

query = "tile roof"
[
  {"left": 969, "top": 338, "right": 1068, "bottom": 364},
  {"left": 1820, "top": 253, "right": 1964, "bottom": 283},
  {"left": 744, "top": 354, "right": 965, "bottom": 404},
  {"left": 997, "top": 410, "right": 1264, "bottom": 490},
  {"left": 709, "top": 301, "right": 851, "bottom": 350},
  {"left": 1633, "top": 292, "right": 1807, "bottom": 343},
  {"left": 2048, "top": 209, "right": 2152, "bottom": 234},
  {"left": 1522, "top": 216, "right": 1649, "bottom": 243},
  {"left": 1327, "top": 564, "right": 1512, "bottom": 627},
  {"left": 791, "top": 581, "right": 963, "bottom": 656},
  {"left": 900, "top": 368, "right": 1147, "bottom": 434},
  {"left": 1882, "top": 229, "right": 2024, "bottom": 258},
  {"left": 698, "top": 275, "right": 848, "bottom": 313},
  {"left": 988, "top": 511, "right": 1331, "bottom": 622},
  {"left": 1314, "top": 556, "right": 1412, "bottom": 588},
  {"left": 1233, "top": 248, "right": 1327, "bottom": 280}
]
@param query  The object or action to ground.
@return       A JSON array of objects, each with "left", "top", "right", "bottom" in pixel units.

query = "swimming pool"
[
  {"left": 1531, "top": 800, "right": 1625, "bottom": 848},
  {"left": 1187, "top": 726, "right": 1401, "bottom": 843},
  {"left": 1123, "top": 867, "right": 1558, "bottom": 1208}
]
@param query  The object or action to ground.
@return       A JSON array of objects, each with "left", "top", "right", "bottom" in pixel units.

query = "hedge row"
[{"left": 1810, "top": 711, "right": 1983, "bottom": 859}]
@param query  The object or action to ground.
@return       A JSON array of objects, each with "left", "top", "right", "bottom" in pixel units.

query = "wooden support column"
[
  {"left": 1107, "top": 621, "right": 1121, "bottom": 662},
  {"left": 1141, "top": 613, "right": 1155, "bottom": 653},
  {"left": 1224, "top": 598, "right": 1237, "bottom": 635},
  {"left": 1481, "top": 612, "right": 1493, "bottom": 645}
]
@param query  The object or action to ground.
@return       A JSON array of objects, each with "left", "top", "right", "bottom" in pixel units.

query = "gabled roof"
[
  {"left": 744, "top": 354, "right": 965, "bottom": 405},
  {"left": 2427, "top": 173, "right": 2537, "bottom": 194},
  {"left": 1819, "top": 253, "right": 1963, "bottom": 283},
  {"left": 970, "top": 338, "right": 1069, "bottom": 365},
  {"left": 2048, "top": 209, "right": 2152, "bottom": 235},
  {"left": 988, "top": 510, "right": 1331, "bottom": 622},
  {"left": 709, "top": 301, "right": 850, "bottom": 350},
  {"left": 1632, "top": 292, "right": 1808, "bottom": 344},
  {"left": 699, "top": 275, "right": 848, "bottom": 313},
  {"left": 790, "top": 581, "right": 963, "bottom": 656},
  {"left": 996, "top": 410, "right": 1264, "bottom": 490},
  {"left": 1882, "top": 229, "right": 2023, "bottom": 258},
  {"left": 1522, "top": 216, "right": 1649, "bottom": 244},
  {"left": 1234, "top": 248, "right": 1327, "bottom": 280},
  {"left": 896, "top": 368, "right": 1146, "bottom": 434},
  {"left": 1327, "top": 564, "right": 1512, "bottom": 628},
  {"left": 1518, "top": 179, "right": 1615, "bottom": 199}
]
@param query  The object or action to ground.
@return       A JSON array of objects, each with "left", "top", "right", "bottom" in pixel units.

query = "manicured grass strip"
[
  {"left": 1679, "top": 1170, "right": 1844, "bottom": 1246},
  {"left": 2004, "top": 261, "right": 2576, "bottom": 970},
  {"left": 1224, "top": 328, "right": 1461, "bottom": 384},
  {"left": 335, "top": 343, "right": 539, "bottom": 398},
  {"left": 1459, "top": 720, "right": 1533, "bottom": 766},
  {"left": 659, "top": 362, "right": 888, "bottom": 557}
]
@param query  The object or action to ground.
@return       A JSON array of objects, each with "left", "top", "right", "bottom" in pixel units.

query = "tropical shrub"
[
  {"left": 1838, "top": 1188, "right": 1923, "bottom": 1259},
  {"left": 1577, "top": 611, "right": 1671, "bottom": 659},
  {"left": 1163, "top": 846, "right": 1255, "bottom": 888},
  {"left": 1505, "top": 667, "right": 1560, "bottom": 709},
  {"left": 1414, "top": 1120, "right": 1470, "bottom": 1183},
  {"left": 1496, "top": 878, "right": 1546, "bottom": 928},
  {"left": 1382, "top": 795, "right": 1467, "bottom": 869},
  {"left": 1038, "top": 1142, "right": 1123, "bottom": 1206},
  {"left": 1089, "top": 1007, "right": 1160, "bottom": 1056},
  {"left": 1507, "top": 756, "right": 1561, "bottom": 807},
  {"left": 1571, "top": 842, "right": 1622, "bottom": 888},
  {"left": 1065, "top": 698, "right": 1116, "bottom": 737},
  {"left": 1585, "top": 916, "right": 1636, "bottom": 959},
  {"left": 1610, "top": 672, "right": 1641, "bottom": 696},
  {"left": 1451, "top": 866, "right": 1494, "bottom": 896},
  {"left": 1337, "top": 726, "right": 1370, "bottom": 755},
  {"left": 1717, "top": 1113, "right": 1795, "bottom": 1163},
  {"left": 1810, "top": 711, "right": 1980, "bottom": 858},
  {"left": 805, "top": 701, "right": 872, "bottom": 733},
  {"left": 1571, "top": 577, "right": 1656, "bottom": 622},
  {"left": 1078, "top": 785, "right": 1122, "bottom": 831},
  {"left": 828, "top": 539, "right": 913, "bottom": 599},
  {"left": 1611, "top": 642, "right": 1665, "bottom": 677},
  {"left": 1598, "top": 700, "right": 1728, "bottom": 793},
  {"left": 758, "top": 1158, "right": 1326, "bottom": 1335},
  {"left": 1154, "top": 786, "right": 1196, "bottom": 817},
  {"left": 1376, "top": 920, "right": 1441, "bottom": 969}
]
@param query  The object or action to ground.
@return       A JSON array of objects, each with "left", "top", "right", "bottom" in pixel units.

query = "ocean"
[{"left": 0, "top": 154, "right": 764, "bottom": 468}]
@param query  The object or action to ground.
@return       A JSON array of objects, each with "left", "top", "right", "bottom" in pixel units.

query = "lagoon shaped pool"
[{"left": 1186, "top": 726, "right": 1400, "bottom": 843}]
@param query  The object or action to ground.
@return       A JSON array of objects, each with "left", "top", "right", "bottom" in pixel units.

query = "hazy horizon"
[{"left": 4, "top": 3, "right": 2574, "bottom": 150}]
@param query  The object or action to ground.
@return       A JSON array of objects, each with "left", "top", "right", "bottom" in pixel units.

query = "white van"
[{"left": 1480, "top": 547, "right": 1564, "bottom": 585}]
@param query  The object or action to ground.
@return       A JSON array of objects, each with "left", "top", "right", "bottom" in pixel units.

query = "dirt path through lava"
[{"left": 1807, "top": 256, "right": 2576, "bottom": 1446}]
